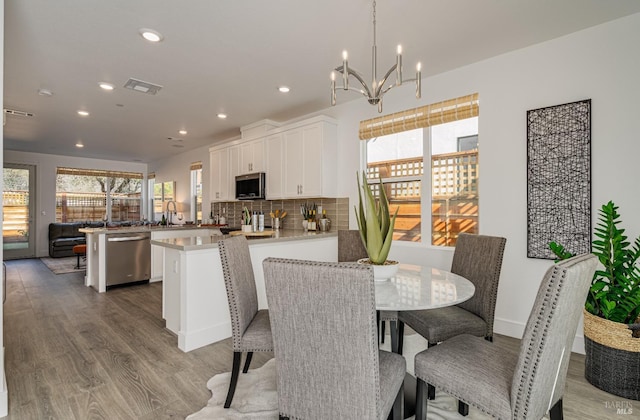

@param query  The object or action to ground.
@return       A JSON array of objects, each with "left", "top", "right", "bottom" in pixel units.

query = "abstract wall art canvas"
[{"left": 526, "top": 99, "right": 591, "bottom": 259}]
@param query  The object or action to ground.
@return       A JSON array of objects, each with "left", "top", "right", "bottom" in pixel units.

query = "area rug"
[
  {"left": 40, "top": 257, "right": 85, "bottom": 274},
  {"left": 187, "top": 334, "right": 496, "bottom": 420}
]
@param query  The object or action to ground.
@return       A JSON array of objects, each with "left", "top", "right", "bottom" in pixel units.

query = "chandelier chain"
[{"left": 373, "top": 0, "right": 377, "bottom": 47}]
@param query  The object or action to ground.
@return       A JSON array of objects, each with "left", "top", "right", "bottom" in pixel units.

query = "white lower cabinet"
[{"left": 151, "top": 228, "right": 220, "bottom": 283}]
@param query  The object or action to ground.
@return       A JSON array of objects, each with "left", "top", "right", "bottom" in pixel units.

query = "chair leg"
[
  {"left": 427, "top": 341, "right": 436, "bottom": 400},
  {"left": 549, "top": 398, "right": 563, "bottom": 420},
  {"left": 485, "top": 335, "right": 493, "bottom": 342},
  {"left": 415, "top": 378, "right": 427, "bottom": 420},
  {"left": 242, "top": 351, "right": 253, "bottom": 373},
  {"left": 397, "top": 321, "right": 404, "bottom": 355},
  {"left": 388, "top": 382, "right": 403, "bottom": 420},
  {"left": 381, "top": 319, "right": 386, "bottom": 343},
  {"left": 390, "top": 321, "right": 398, "bottom": 353},
  {"left": 458, "top": 401, "right": 469, "bottom": 416},
  {"left": 224, "top": 351, "right": 242, "bottom": 408}
]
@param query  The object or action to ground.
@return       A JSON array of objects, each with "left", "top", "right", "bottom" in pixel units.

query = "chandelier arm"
[
  {"left": 374, "top": 64, "right": 398, "bottom": 98},
  {"left": 336, "top": 85, "right": 374, "bottom": 97},
  {"left": 379, "top": 85, "right": 395, "bottom": 97},
  {"left": 336, "top": 65, "right": 373, "bottom": 98},
  {"left": 378, "top": 76, "right": 420, "bottom": 96}
]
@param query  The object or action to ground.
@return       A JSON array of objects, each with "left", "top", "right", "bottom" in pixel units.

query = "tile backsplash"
[{"left": 210, "top": 198, "right": 349, "bottom": 231}]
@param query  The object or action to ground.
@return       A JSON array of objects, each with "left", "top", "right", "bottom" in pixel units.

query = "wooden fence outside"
[
  {"left": 2, "top": 192, "right": 141, "bottom": 241},
  {"left": 367, "top": 150, "right": 479, "bottom": 246}
]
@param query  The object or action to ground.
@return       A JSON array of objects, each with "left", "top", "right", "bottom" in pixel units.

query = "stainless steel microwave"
[{"left": 235, "top": 172, "right": 266, "bottom": 200}]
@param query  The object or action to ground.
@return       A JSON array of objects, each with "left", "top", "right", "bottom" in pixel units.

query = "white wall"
[
  {"left": 148, "top": 142, "right": 215, "bottom": 221},
  {"left": 318, "top": 13, "right": 640, "bottom": 353},
  {"left": 3, "top": 150, "right": 146, "bottom": 258}
]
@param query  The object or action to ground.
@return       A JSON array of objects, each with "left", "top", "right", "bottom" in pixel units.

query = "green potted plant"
[
  {"left": 550, "top": 201, "right": 640, "bottom": 400},
  {"left": 354, "top": 171, "right": 399, "bottom": 280}
]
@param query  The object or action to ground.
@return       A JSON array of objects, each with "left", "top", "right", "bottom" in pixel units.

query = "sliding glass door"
[{"left": 3, "top": 163, "right": 36, "bottom": 259}]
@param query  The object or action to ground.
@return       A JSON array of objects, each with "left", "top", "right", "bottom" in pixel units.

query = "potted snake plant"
[
  {"left": 550, "top": 201, "right": 640, "bottom": 400},
  {"left": 355, "top": 171, "right": 399, "bottom": 280}
]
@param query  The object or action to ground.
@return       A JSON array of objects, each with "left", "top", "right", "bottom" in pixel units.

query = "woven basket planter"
[{"left": 583, "top": 309, "right": 640, "bottom": 400}]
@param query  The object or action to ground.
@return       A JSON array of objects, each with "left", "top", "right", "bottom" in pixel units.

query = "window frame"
[
  {"left": 190, "top": 166, "right": 203, "bottom": 223},
  {"left": 55, "top": 168, "right": 143, "bottom": 223},
  {"left": 362, "top": 118, "right": 478, "bottom": 247}
]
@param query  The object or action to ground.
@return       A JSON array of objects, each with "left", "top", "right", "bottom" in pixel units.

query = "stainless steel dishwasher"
[{"left": 105, "top": 231, "right": 151, "bottom": 288}]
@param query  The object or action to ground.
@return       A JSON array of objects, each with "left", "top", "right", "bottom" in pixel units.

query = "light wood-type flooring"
[{"left": 3, "top": 258, "right": 635, "bottom": 419}]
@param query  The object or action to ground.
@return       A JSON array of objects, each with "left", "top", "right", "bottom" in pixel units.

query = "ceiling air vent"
[
  {"left": 4, "top": 108, "right": 35, "bottom": 117},
  {"left": 124, "top": 78, "right": 163, "bottom": 95}
]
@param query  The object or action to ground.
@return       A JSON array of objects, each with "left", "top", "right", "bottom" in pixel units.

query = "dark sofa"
[{"left": 48, "top": 222, "right": 103, "bottom": 258}]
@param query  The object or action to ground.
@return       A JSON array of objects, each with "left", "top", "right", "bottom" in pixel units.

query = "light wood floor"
[{"left": 3, "top": 259, "right": 634, "bottom": 419}]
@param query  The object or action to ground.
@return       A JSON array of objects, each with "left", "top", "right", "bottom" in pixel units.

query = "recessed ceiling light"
[
  {"left": 77, "top": 110, "right": 90, "bottom": 117},
  {"left": 139, "top": 28, "right": 163, "bottom": 43},
  {"left": 178, "top": 130, "right": 188, "bottom": 135},
  {"left": 217, "top": 113, "right": 227, "bottom": 119},
  {"left": 99, "top": 82, "right": 114, "bottom": 91},
  {"left": 75, "top": 142, "right": 84, "bottom": 148},
  {"left": 278, "top": 86, "right": 290, "bottom": 93}
]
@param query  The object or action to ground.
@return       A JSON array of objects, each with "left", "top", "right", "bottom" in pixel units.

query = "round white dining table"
[
  {"left": 374, "top": 263, "right": 475, "bottom": 419},
  {"left": 374, "top": 263, "right": 475, "bottom": 311}
]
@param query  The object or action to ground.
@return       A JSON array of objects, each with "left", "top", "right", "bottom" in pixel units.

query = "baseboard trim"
[
  {"left": 0, "top": 347, "right": 7, "bottom": 417},
  {"left": 178, "top": 322, "right": 232, "bottom": 353}
]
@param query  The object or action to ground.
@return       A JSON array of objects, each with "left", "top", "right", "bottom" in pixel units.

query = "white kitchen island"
[
  {"left": 152, "top": 231, "right": 338, "bottom": 352},
  {"left": 80, "top": 226, "right": 222, "bottom": 293}
]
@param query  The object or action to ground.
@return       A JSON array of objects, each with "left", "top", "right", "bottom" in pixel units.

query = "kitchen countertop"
[
  {"left": 79, "top": 225, "right": 222, "bottom": 234},
  {"left": 151, "top": 230, "right": 337, "bottom": 251}
]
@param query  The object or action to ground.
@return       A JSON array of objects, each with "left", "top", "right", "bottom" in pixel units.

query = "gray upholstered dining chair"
[
  {"left": 338, "top": 229, "right": 400, "bottom": 349},
  {"left": 263, "top": 257, "right": 405, "bottom": 420},
  {"left": 397, "top": 233, "right": 506, "bottom": 404},
  {"left": 338, "top": 229, "right": 368, "bottom": 263},
  {"left": 414, "top": 253, "right": 597, "bottom": 420},
  {"left": 218, "top": 236, "right": 273, "bottom": 409}
]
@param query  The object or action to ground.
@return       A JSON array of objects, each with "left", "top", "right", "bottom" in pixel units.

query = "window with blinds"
[
  {"left": 55, "top": 167, "right": 143, "bottom": 222},
  {"left": 190, "top": 162, "right": 203, "bottom": 223},
  {"left": 363, "top": 93, "right": 479, "bottom": 246}
]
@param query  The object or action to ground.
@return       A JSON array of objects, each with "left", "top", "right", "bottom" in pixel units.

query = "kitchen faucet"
[{"left": 166, "top": 200, "right": 177, "bottom": 225}]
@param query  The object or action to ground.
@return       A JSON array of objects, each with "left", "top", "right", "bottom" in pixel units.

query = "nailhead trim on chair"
[
  {"left": 512, "top": 265, "right": 566, "bottom": 419},
  {"left": 219, "top": 239, "right": 243, "bottom": 351},
  {"left": 219, "top": 239, "right": 272, "bottom": 352}
]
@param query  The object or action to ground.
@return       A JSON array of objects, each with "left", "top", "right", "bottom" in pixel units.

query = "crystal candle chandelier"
[{"left": 330, "top": 0, "right": 421, "bottom": 113}]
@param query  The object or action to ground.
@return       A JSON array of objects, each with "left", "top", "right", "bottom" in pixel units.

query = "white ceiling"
[{"left": 4, "top": 0, "right": 640, "bottom": 164}]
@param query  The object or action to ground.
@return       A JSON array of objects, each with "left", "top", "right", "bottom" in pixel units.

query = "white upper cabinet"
[
  {"left": 228, "top": 145, "right": 241, "bottom": 200},
  {"left": 240, "top": 138, "right": 265, "bottom": 174},
  {"left": 281, "top": 117, "right": 337, "bottom": 198},
  {"left": 265, "top": 133, "right": 284, "bottom": 200},
  {"left": 209, "top": 147, "right": 229, "bottom": 202},
  {"left": 210, "top": 116, "right": 337, "bottom": 202}
]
